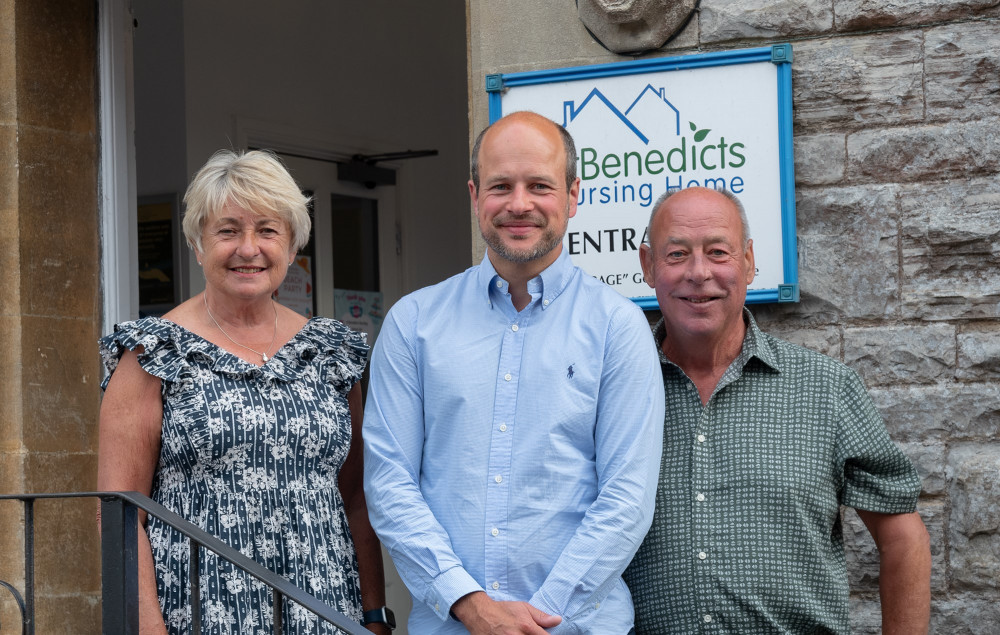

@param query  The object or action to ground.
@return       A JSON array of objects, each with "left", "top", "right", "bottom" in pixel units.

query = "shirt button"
[
  {"left": 504, "top": 373, "right": 512, "bottom": 381},
  {"left": 703, "top": 614, "right": 713, "bottom": 623},
  {"left": 697, "top": 434, "right": 706, "bottom": 443},
  {"left": 511, "top": 324, "right": 519, "bottom": 331},
  {"left": 499, "top": 423, "right": 507, "bottom": 432},
  {"left": 492, "top": 581, "right": 500, "bottom": 590},
  {"left": 698, "top": 551, "right": 707, "bottom": 560},
  {"left": 594, "top": 602, "right": 600, "bottom": 609},
  {"left": 496, "top": 280, "right": 502, "bottom": 288},
  {"left": 491, "top": 527, "right": 499, "bottom": 536},
  {"left": 696, "top": 493, "right": 706, "bottom": 502},
  {"left": 494, "top": 475, "right": 503, "bottom": 484},
  {"left": 543, "top": 299, "right": 550, "bottom": 306}
]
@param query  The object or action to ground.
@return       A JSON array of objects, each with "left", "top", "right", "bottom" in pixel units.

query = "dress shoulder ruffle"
[{"left": 99, "top": 316, "right": 369, "bottom": 392}]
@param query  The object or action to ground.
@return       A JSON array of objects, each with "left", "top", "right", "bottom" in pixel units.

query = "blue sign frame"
[{"left": 485, "top": 44, "right": 797, "bottom": 308}]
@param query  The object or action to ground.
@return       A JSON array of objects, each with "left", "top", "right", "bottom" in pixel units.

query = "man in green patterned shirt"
[{"left": 624, "top": 187, "right": 931, "bottom": 634}]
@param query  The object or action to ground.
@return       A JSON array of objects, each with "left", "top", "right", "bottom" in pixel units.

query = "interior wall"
[
  {"left": 179, "top": 0, "right": 471, "bottom": 298},
  {"left": 133, "top": 0, "right": 187, "bottom": 199}
]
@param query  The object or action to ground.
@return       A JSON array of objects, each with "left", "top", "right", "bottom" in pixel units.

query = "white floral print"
[{"left": 100, "top": 317, "right": 368, "bottom": 634}]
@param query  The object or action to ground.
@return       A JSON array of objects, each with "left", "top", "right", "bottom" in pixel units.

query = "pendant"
[{"left": 262, "top": 353, "right": 269, "bottom": 363}]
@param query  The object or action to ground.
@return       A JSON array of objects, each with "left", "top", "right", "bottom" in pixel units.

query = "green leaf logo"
[{"left": 690, "top": 121, "right": 711, "bottom": 142}]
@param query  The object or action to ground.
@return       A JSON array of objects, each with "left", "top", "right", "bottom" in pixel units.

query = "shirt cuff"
[
  {"left": 428, "top": 566, "right": 483, "bottom": 622},
  {"left": 529, "top": 592, "right": 582, "bottom": 635}
]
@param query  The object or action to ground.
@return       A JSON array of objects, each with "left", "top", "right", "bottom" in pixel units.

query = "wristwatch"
[{"left": 361, "top": 606, "right": 396, "bottom": 630}]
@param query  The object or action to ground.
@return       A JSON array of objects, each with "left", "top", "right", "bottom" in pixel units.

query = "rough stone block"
[
  {"left": 848, "top": 595, "right": 881, "bottom": 634},
  {"left": 24, "top": 453, "right": 100, "bottom": 596},
  {"left": 0, "top": 459, "right": 26, "bottom": 606},
  {"left": 834, "top": 0, "right": 1000, "bottom": 31},
  {"left": 899, "top": 441, "right": 948, "bottom": 497},
  {"left": 844, "top": 507, "right": 880, "bottom": 592},
  {"left": 21, "top": 315, "right": 102, "bottom": 453},
  {"left": 14, "top": 0, "right": 96, "bottom": 133},
  {"left": 749, "top": 296, "right": 842, "bottom": 329},
  {"left": 958, "top": 323, "right": 1000, "bottom": 381},
  {"left": 844, "top": 499, "right": 945, "bottom": 594},
  {"left": 0, "top": 0, "right": 15, "bottom": 124},
  {"left": 794, "top": 133, "right": 846, "bottom": 186},
  {"left": 926, "top": 21, "right": 1000, "bottom": 122},
  {"left": 948, "top": 444, "right": 1000, "bottom": 591},
  {"left": 791, "top": 33, "right": 923, "bottom": 133},
  {"left": 794, "top": 185, "right": 899, "bottom": 319},
  {"left": 32, "top": 593, "right": 100, "bottom": 635},
  {"left": 930, "top": 595, "right": 1000, "bottom": 634},
  {"left": 0, "top": 124, "right": 15, "bottom": 210},
  {"left": 18, "top": 125, "right": 100, "bottom": 320},
  {"left": 898, "top": 178, "right": 1000, "bottom": 320},
  {"left": 0, "top": 314, "right": 22, "bottom": 447},
  {"left": 753, "top": 323, "right": 841, "bottom": 359},
  {"left": 869, "top": 383, "right": 1000, "bottom": 442},
  {"left": 470, "top": 1, "right": 613, "bottom": 73},
  {"left": 700, "top": 0, "right": 833, "bottom": 42},
  {"left": 847, "top": 118, "right": 1000, "bottom": 184},
  {"left": 843, "top": 324, "right": 954, "bottom": 386}
]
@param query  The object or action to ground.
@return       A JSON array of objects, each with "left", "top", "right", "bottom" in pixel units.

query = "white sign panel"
[
  {"left": 489, "top": 45, "right": 797, "bottom": 307},
  {"left": 273, "top": 255, "right": 314, "bottom": 318},
  {"left": 334, "top": 289, "right": 384, "bottom": 356}
]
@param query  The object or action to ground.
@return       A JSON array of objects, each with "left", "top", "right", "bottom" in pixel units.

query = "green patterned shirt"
[{"left": 624, "top": 311, "right": 920, "bottom": 634}]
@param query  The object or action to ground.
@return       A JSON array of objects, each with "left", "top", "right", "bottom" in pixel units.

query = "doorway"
[{"left": 276, "top": 153, "right": 401, "bottom": 332}]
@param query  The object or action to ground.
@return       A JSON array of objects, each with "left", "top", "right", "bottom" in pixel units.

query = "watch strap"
[{"left": 361, "top": 606, "right": 395, "bottom": 629}]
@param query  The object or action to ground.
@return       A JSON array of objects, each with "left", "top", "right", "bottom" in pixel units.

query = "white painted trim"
[{"left": 98, "top": 0, "right": 138, "bottom": 330}]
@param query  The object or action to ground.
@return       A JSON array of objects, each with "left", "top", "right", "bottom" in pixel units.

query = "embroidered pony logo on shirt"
[{"left": 567, "top": 364, "right": 575, "bottom": 379}]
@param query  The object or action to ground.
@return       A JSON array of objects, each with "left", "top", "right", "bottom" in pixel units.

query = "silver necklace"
[{"left": 203, "top": 293, "right": 278, "bottom": 363}]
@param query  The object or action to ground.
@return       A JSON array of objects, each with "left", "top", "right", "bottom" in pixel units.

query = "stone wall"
[
  {"left": 0, "top": 0, "right": 103, "bottom": 632},
  {"left": 468, "top": 2, "right": 1000, "bottom": 631}
]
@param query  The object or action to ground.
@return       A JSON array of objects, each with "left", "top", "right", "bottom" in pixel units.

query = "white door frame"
[{"left": 98, "top": 0, "right": 139, "bottom": 329}]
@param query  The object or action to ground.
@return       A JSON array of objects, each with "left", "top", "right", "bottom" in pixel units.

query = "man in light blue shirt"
[{"left": 363, "top": 111, "right": 665, "bottom": 634}]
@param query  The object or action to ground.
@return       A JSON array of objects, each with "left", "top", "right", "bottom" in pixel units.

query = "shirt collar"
[
  {"left": 478, "top": 249, "right": 575, "bottom": 311},
  {"left": 652, "top": 308, "right": 780, "bottom": 373}
]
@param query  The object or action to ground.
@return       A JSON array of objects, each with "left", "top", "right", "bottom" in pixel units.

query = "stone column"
[{"left": 0, "top": 0, "right": 103, "bottom": 632}]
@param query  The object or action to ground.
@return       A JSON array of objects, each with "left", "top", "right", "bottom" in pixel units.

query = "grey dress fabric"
[{"left": 100, "top": 316, "right": 368, "bottom": 634}]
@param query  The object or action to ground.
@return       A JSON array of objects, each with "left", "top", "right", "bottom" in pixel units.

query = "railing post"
[
  {"left": 190, "top": 538, "right": 201, "bottom": 635},
  {"left": 100, "top": 495, "right": 139, "bottom": 634},
  {"left": 24, "top": 499, "right": 35, "bottom": 635}
]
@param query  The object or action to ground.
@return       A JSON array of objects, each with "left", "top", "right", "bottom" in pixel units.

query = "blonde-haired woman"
[{"left": 98, "top": 150, "right": 390, "bottom": 634}]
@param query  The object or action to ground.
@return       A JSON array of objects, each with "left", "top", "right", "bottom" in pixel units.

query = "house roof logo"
[{"left": 561, "top": 84, "right": 681, "bottom": 145}]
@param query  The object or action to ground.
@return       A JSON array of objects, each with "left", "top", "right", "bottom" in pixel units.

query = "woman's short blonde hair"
[{"left": 182, "top": 149, "right": 311, "bottom": 253}]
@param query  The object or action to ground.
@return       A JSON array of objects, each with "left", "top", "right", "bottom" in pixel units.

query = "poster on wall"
[
  {"left": 273, "top": 255, "right": 314, "bottom": 318},
  {"left": 137, "top": 194, "right": 180, "bottom": 317},
  {"left": 488, "top": 44, "right": 798, "bottom": 307},
  {"left": 334, "top": 289, "right": 384, "bottom": 354}
]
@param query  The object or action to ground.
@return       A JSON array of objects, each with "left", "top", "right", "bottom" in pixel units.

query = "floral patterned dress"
[{"left": 99, "top": 317, "right": 368, "bottom": 634}]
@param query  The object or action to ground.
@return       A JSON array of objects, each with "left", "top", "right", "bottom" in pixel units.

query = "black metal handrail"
[{"left": 0, "top": 491, "right": 368, "bottom": 635}]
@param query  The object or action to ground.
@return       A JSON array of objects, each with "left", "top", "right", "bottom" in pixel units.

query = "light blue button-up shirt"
[{"left": 363, "top": 250, "right": 665, "bottom": 634}]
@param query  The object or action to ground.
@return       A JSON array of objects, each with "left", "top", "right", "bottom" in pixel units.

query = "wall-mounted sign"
[
  {"left": 334, "top": 289, "right": 384, "bottom": 356},
  {"left": 487, "top": 44, "right": 798, "bottom": 307},
  {"left": 274, "top": 255, "right": 314, "bottom": 318}
]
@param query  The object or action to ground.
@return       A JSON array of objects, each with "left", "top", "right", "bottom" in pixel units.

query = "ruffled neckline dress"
[{"left": 100, "top": 317, "right": 368, "bottom": 634}]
